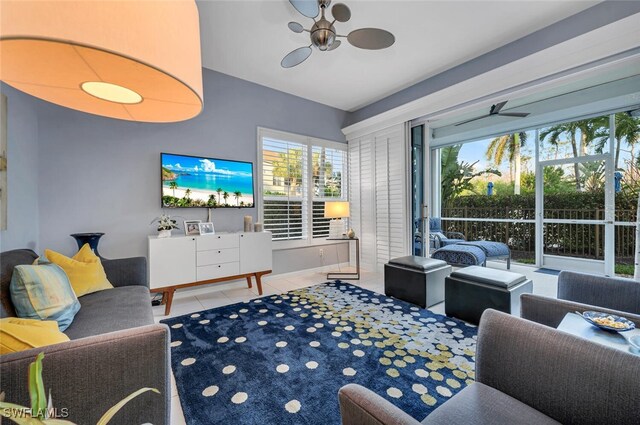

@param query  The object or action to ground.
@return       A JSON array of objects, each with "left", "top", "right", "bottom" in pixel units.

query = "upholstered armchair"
[
  {"left": 338, "top": 309, "right": 640, "bottom": 425},
  {"left": 521, "top": 270, "right": 640, "bottom": 328},
  {"left": 429, "top": 217, "right": 466, "bottom": 250}
]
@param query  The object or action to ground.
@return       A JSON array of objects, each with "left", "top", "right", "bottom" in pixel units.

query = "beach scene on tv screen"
[{"left": 162, "top": 153, "right": 254, "bottom": 208}]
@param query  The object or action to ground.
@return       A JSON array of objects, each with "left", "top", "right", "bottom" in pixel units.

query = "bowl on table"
[{"left": 578, "top": 311, "right": 636, "bottom": 332}]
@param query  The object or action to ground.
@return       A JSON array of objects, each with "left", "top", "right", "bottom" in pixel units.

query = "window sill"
[{"left": 272, "top": 238, "right": 350, "bottom": 251}]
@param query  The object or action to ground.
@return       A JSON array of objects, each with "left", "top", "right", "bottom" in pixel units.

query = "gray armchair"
[
  {"left": 521, "top": 270, "right": 640, "bottom": 328},
  {"left": 339, "top": 309, "right": 640, "bottom": 425}
]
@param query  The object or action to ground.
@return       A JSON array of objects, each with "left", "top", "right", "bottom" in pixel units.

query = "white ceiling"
[{"left": 197, "top": 0, "right": 599, "bottom": 112}]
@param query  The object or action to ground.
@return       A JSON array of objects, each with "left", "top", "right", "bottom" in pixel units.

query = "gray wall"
[
  {"left": 347, "top": 1, "right": 640, "bottom": 125},
  {"left": 0, "top": 85, "right": 40, "bottom": 252},
  {"left": 35, "top": 68, "right": 349, "bottom": 272}
]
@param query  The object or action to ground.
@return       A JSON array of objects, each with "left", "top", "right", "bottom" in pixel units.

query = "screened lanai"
[{"left": 412, "top": 72, "right": 640, "bottom": 276}]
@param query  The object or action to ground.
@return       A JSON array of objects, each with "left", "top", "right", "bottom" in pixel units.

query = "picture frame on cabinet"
[
  {"left": 198, "top": 222, "right": 215, "bottom": 235},
  {"left": 184, "top": 220, "right": 201, "bottom": 236}
]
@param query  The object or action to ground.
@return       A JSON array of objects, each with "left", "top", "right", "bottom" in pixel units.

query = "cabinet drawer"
[
  {"left": 196, "top": 234, "right": 239, "bottom": 251},
  {"left": 197, "top": 262, "right": 240, "bottom": 281},
  {"left": 197, "top": 248, "right": 239, "bottom": 266}
]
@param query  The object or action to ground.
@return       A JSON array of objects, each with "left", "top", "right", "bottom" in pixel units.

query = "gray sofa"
[
  {"left": 339, "top": 309, "right": 640, "bottom": 425},
  {"left": 521, "top": 270, "right": 640, "bottom": 328},
  {"left": 0, "top": 249, "right": 170, "bottom": 425}
]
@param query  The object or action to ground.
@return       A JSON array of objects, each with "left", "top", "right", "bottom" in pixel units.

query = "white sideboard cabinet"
[{"left": 148, "top": 231, "right": 272, "bottom": 314}]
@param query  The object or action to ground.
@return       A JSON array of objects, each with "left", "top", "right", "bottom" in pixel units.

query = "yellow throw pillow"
[
  {"left": 45, "top": 244, "right": 113, "bottom": 297},
  {"left": 0, "top": 318, "right": 70, "bottom": 354}
]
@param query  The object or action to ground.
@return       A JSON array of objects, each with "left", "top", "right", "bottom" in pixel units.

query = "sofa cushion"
[
  {"left": 45, "top": 245, "right": 113, "bottom": 297},
  {"left": 10, "top": 262, "right": 81, "bottom": 331},
  {"left": 1, "top": 249, "right": 39, "bottom": 318},
  {"left": 422, "top": 383, "right": 560, "bottom": 425},
  {"left": 0, "top": 317, "right": 71, "bottom": 354},
  {"left": 64, "top": 286, "right": 153, "bottom": 340}
]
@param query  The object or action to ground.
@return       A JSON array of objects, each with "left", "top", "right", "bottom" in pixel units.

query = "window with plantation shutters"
[
  {"left": 261, "top": 137, "right": 308, "bottom": 241},
  {"left": 312, "top": 146, "right": 347, "bottom": 238},
  {"left": 258, "top": 128, "right": 347, "bottom": 247}
]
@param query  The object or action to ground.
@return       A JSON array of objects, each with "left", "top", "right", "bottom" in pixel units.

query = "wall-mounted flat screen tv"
[{"left": 161, "top": 153, "right": 254, "bottom": 208}]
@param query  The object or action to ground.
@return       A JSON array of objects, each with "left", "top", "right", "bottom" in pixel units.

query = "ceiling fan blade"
[
  {"left": 288, "top": 21, "right": 304, "bottom": 33},
  {"left": 332, "top": 3, "right": 351, "bottom": 22},
  {"left": 327, "top": 40, "right": 341, "bottom": 51},
  {"left": 490, "top": 101, "right": 508, "bottom": 115},
  {"left": 454, "top": 115, "right": 490, "bottom": 126},
  {"left": 498, "top": 112, "right": 530, "bottom": 118},
  {"left": 289, "top": 0, "right": 319, "bottom": 18},
  {"left": 281, "top": 46, "right": 313, "bottom": 68},
  {"left": 347, "top": 28, "right": 395, "bottom": 50}
]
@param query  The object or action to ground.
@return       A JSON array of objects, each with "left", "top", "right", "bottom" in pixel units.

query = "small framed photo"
[
  {"left": 198, "top": 222, "right": 215, "bottom": 235},
  {"left": 184, "top": 220, "right": 201, "bottom": 236}
]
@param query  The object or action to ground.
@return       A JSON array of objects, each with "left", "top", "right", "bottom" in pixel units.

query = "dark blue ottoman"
[
  {"left": 384, "top": 256, "right": 452, "bottom": 308},
  {"left": 432, "top": 244, "right": 487, "bottom": 267},
  {"left": 445, "top": 266, "right": 533, "bottom": 324},
  {"left": 458, "top": 241, "right": 511, "bottom": 269}
]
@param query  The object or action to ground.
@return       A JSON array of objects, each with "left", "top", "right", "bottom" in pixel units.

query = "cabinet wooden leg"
[
  {"left": 246, "top": 275, "right": 253, "bottom": 289},
  {"left": 164, "top": 288, "right": 175, "bottom": 316},
  {"left": 255, "top": 273, "right": 264, "bottom": 295}
]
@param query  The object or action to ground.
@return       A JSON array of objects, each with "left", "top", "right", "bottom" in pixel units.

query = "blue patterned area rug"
[{"left": 162, "top": 282, "right": 477, "bottom": 425}]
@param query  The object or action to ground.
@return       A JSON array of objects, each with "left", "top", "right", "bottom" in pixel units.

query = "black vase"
[{"left": 70, "top": 232, "right": 105, "bottom": 258}]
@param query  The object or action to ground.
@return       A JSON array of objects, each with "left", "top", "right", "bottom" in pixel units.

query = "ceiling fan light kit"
[
  {"left": 284, "top": 0, "right": 395, "bottom": 68},
  {"left": 0, "top": 0, "right": 203, "bottom": 123}
]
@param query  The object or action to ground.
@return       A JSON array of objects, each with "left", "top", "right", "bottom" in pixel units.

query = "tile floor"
[{"left": 153, "top": 261, "right": 559, "bottom": 425}]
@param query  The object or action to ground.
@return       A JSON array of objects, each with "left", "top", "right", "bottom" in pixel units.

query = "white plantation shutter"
[
  {"left": 258, "top": 128, "right": 347, "bottom": 245},
  {"left": 311, "top": 145, "right": 348, "bottom": 238},
  {"left": 261, "top": 137, "right": 308, "bottom": 241},
  {"left": 348, "top": 124, "right": 410, "bottom": 270}
]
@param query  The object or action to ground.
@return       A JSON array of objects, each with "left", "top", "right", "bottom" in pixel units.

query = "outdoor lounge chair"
[{"left": 429, "top": 217, "right": 466, "bottom": 250}]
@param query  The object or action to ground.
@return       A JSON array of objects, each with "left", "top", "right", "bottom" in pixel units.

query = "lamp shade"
[
  {"left": 324, "top": 201, "right": 350, "bottom": 218},
  {"left": 0, "top": 0, "right": 203, "bottom": 123}
]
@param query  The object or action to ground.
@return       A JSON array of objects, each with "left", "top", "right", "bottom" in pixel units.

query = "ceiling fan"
[
  {"left": 454, "top": 101, "right": 531, "bottom": 126},
  {"left": 282, "top": 0, "right": 395, "bottom": 68}
]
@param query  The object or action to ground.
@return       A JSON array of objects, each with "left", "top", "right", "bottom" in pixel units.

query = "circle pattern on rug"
[
  {"left": 231, "top": 392, "right": 248, "bottom": 404},
  {"left": 285, "top": 399, "right": 301, "bottom": 413},
  {"left": 202, "top": 386, "right": 219, "bottom": 397},
  {"left": 163, "top": 281, "right": 477, "bottom": 425}
]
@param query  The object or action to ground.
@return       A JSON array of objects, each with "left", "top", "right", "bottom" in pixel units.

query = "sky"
[
  {"left": 162, "top": 153, "right": 253, "bottom": 177},
  {"left": 456, "top": 131, "right": 635, "bottom": 179}
]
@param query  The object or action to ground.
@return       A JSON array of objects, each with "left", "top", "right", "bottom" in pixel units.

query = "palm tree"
[
  {"left": 233, "top": 190, "right": 242, "bottom": 206},
  {"left": 169, "top": 181, "right": 178, "bottom": 197},
  {"left": 441, "top": 145, "right": 500, "bottom": 205},
  {"left": 595, "top": 113, "right": 640, "bottom": 168},
  {"left": 223, "top": 191, "right": 229, "bottom": 205},
  {"left": 485, "top": 132, "right": 527, "bottom": 195},
  {"left": 208, "top": 194, "right": 217, "bottom": 207},
  {"left": 273, "top": 148, "right": 303, "bottom": 189},
  {"left": 540, "top": 117, "right": 607, "bottom": 189},
  {"left": 216, "top": 187, "right": 223, "bottom": 204},
  {"left": 184, "top": 188, "right": 191, "bottom": 199}
]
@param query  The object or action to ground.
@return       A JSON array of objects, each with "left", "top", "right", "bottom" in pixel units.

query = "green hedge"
[{"left": 442, "top": 191, "right": 638, "bottom": 262}]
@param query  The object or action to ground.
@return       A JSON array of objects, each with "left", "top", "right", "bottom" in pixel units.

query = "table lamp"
[{"left": 325, "top": 201, "right": 350, "bottom": 238}]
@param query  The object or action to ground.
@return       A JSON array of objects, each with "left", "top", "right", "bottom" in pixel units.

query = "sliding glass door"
[{"left": 411, "top": 125, "right": 427, "bottom": 256}]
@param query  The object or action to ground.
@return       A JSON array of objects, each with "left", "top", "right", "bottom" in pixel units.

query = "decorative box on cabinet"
[{"left": 148, "top": 232, "right": 272, "bottom": 314}]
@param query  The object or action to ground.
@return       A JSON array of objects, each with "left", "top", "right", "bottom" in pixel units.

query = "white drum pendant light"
[{"left": 0, "top": 0, "right": 203, "bottom": 123}]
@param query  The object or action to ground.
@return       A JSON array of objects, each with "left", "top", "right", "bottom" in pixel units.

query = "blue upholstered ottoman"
[
  {"left": 432, "top": 244, "right": 487, "bottom": 267},
  {"left": 458, "top": 241, "right": 511, "bottom": 269}
]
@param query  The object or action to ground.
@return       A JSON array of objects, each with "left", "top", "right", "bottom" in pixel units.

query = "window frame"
[{"left": 257, "top": 127, "right": 348, "bottom": 250}]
